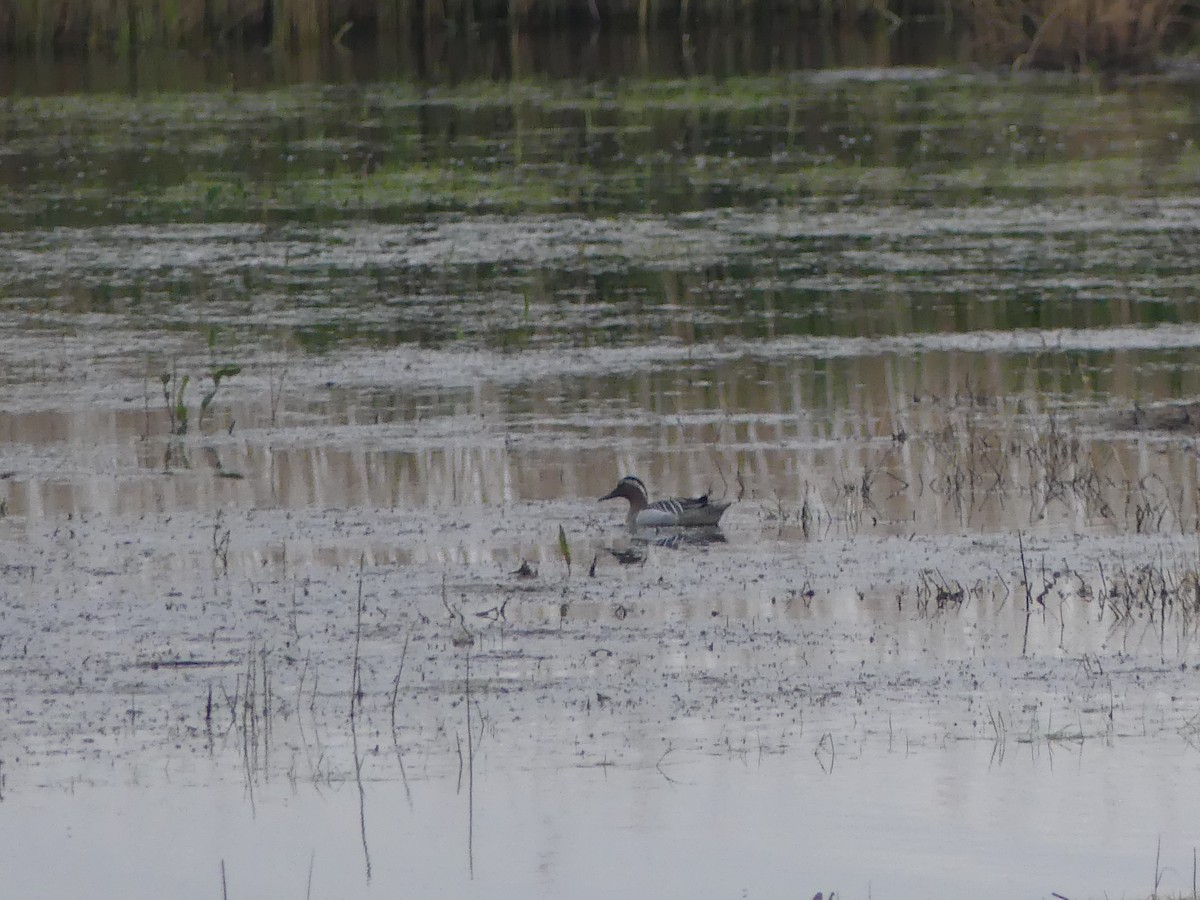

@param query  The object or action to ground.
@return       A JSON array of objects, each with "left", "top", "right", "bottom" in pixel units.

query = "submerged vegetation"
[{"left": 0, "top": 0, "right": 1195, "bottom": 70}]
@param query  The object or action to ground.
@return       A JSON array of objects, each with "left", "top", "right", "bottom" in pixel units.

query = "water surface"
[{"left": 3, "top": 38, "right": 1200, "bottom": 899}]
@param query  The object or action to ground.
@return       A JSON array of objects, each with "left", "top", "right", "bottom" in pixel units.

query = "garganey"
[{"left": 599, "top": 475, "right": 731, "bottom": 529}]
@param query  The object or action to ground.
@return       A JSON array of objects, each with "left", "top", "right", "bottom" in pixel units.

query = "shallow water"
[
  {"left": 8, "top": 741, "right": 1200, "bottom": 900},
  {"left": 4, "top": 33, "right": 1200, "bottom": 898}
]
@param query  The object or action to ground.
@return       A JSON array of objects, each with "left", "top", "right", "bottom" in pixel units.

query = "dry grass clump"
[{"left": 968, "top": 0, "right": 1191, "bottom": 70}]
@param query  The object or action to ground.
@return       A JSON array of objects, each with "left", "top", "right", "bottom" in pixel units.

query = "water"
[
  {"left": 6, "top": 743, "right": 1200, "bottom": 899},
  {"left": 3, "top": 29, "right": 1200, "bottom": 899}
]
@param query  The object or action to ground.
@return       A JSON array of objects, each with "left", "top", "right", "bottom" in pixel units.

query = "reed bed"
[
  {"left": 969, "top": 0, "right": 1192, "bottom": 70},
  {"left": 0, "top": 0, "right": 1194, "bottom": 69}
]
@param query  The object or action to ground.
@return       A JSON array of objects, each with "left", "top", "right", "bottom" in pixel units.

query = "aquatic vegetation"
[
  {"left": 160, "top": 366, "right": 191, "bottom": 436},
  {"left": 558, "top": 523, "right": 572, "bottom": 576},
  {"left": 158, "top": 362, "right": 241, "bottom": 436},
  {"left": 4, "top": 70, "right": 1200, "bottom": 231}
]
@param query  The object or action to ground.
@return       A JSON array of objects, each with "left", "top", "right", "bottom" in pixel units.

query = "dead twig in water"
[
  {"left": 350, "top": 553, "right": 365, "bottom": 714},
  {"left": 441, "top": 575, "right": 474, "bottom": 647},
  {"left": 455, "top": 732, "right": 463, "bottom": 792},
  {"left": 389, "top": 630, "right": 414, "bottom": 809},
  {"left": 707, "top": 445, "right": 731, "bottom": 501},
  {"left": 656, "top": 745, "right": 679, "bottom": 784},
  {"left": 1154, "top": 834, "right": 1163, "bottom": 899},
  {"left": 814, "top": 732, "right": 835, "bottom": 774},
  {"left": 141, "top": 657, "right": 238, "bottom": 670},
  {"left": 238, "top": 646, "right": 259, "bottom": 812},
  {"left": 211, "top": 510, "right": 230, "bottom": 575},
  {"left": 349, "top": 682, "right": 372, "bottom": 882},
  {"left": 346, "top": 555, "right": 372, "bottom": 880},
  {"left": 1018, "top": 531, "right": 1033, "bottom": 612},
  {"left": 465, "top": 644, "right": 475, "bottom": 878},
  {"left": 1019, "top": 531, "right": 1033, "bottom": 656}
]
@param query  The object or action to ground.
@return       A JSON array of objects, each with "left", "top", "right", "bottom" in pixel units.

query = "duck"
[{"left": 599, "top": 475, "right": 731, "bottom": 529}]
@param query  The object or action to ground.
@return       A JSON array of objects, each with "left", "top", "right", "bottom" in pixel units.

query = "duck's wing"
[
  {"left": 638, "top": 494, "right": 720, "bottom": 528},
  {"left": 636, "top": 501, "right": 684, "bottom": 527},
  {"left": 676, "top": 494, "right": 731, "bottom": 526}
]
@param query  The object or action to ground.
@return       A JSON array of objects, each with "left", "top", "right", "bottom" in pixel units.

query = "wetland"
[{"left": 3, "top": 30, "right": 1200, "bottom": 899}]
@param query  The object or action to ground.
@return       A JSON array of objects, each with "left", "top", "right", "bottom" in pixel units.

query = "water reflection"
[
  {"left": 6, "top": 733, "right": 1200, "bottom": 900},
  {"left": 2, "top": 345, "right": 1198, "bottom": 550},
  {"left": 0, "top": 24, "right": 969, "bottom": 97}
]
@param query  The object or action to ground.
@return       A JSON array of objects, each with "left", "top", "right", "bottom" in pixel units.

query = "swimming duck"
[{"left": 599, "top": 475, "right": 731, "bottom": 529}]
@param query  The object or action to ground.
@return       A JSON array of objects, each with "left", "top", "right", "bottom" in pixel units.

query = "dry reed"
[{"left": 968, "top": 0, "right": 1190, "bottom": 69}]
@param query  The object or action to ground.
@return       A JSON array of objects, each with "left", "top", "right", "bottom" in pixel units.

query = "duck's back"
[{"left": 637, "top": 494, "right": 729, "bottom": 527}]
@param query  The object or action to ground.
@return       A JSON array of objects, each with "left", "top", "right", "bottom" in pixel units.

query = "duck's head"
[{"left": 599, "top": 475, "right": 649, "bottom": 508}]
